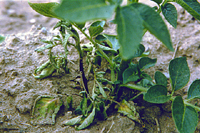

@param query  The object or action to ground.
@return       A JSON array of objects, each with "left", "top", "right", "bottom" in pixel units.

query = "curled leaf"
[
  {"left": 118, "top": 99, "right": 140, "bottom": 121},
  {"left": 76, "top": 107, "right": 96, "bottom": 130},
  {"left": 31, "top": 95, "right": 62, "bottom": 125}
]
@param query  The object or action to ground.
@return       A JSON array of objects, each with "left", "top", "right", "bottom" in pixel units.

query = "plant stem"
[
  {"left": 72, "top": 23, "right": 114, "bottom": 68},
  {"left": 72, "top": 28, "right": 89, "bottom": 94},
  {"left": 184, "top": 101, "right": 200, "bottom": 112},
  {"left": 120, "top": 84, "right": 148, "bottom": 92}
]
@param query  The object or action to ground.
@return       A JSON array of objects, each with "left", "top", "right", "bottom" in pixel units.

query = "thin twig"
[
  {"left": 107, "top": 121, "right": 115, "bottom": 133},
  {"left": 172, "top": 41, "right": 180, "bottom": 59}
]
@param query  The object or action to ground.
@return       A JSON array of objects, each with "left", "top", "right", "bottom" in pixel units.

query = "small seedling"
[{"left": 28, "top": 0, "right": 200, "bottom": 132}]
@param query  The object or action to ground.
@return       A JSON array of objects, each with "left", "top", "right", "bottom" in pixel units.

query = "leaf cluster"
[{"left": 28, "top": 0, "right": 200, "bottom": 132}]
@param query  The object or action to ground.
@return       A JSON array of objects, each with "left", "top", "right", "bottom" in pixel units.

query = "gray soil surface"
[{"left": 0, "top": 0, "right": 200, "bottom": 133}]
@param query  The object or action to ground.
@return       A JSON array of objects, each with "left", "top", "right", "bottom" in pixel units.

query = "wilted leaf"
[
  {"left": 63, "top": 115, "right": 83, "bottom": 126},
  {"left": 118, "top": 99, "right": 140, "bottom": 121},
  {"left": 103, "top": 34, "right": 120, "bottom": 51},
  {"left": 89, "top": 21, "right": 105, "bottom": 37},
  {"left": 187, "top": 79, "right": 200, "bottom": 99},
  {"left": 169, "top": 57, "right": 190, "bottom": 91},
  {"left": 31, "top": 95, "right": 62, "bottom": 125},
  {"left": 96, "top": 80, "right": 107, "bottom": 99},
  {"left": 144, "top": 85, "right": 171, "bottom": 103},
  {"left": 76, "top": 107, "right": 96, "bottom": 130},
  {"left": 96, "top": 102, "right": 107, "bottom": 120}
]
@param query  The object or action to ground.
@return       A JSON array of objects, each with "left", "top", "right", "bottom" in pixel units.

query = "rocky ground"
[{"left": 0, "top": 0, "right": 200, "bottom": 133}]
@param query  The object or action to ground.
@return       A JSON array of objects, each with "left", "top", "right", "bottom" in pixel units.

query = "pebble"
[
  {"left": 29, "top": 19, "right": 36, "bottom": 24},
  {"left": 7, "top": 9, "right": 17, "bottom": 17}
]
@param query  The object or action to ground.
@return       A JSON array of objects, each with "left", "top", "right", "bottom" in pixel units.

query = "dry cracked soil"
[{"left": 0, "top": 0, "right": 200, "bottom": 133}]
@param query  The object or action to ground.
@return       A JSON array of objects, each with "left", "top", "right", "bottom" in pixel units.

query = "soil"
[{"left": 0, "top": 0, "right": 200, "bottom": 133}]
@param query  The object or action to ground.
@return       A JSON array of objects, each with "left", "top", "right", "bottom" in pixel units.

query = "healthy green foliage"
[
  {"left": 176, "top": 0, "right": 200, "bottom": 20},
  {"left": 151, "top": 0, "right": 162, "bottom": 5},
  {"left": 172, "top": 96, "right": 198, "bottom": 133},
  {"left": 188, "top": 79, "right": 200, "bottom": 99},
  {"left": 123, "top": 64, "right": 140, "bottom": 84},
  {"left": 139, "top": 57, "right": 157, "bottom": 70},
  {"left": 172, "top": 96, "right": 185, "bottom": 131},
  {"left": 28, "top": 2, "right": 60, "bottom": 19},
  {"left": 0, "top": 35, "right": 5, "bottom": 44},
  {"left": 116, "top": 5, "right": 143, "bottom": 60},
  {"left": 162, "top": 3, "right": 177, "bottom": 28},
  {"left": 179, "top": 106, "right": 198, "bottom": 133},
  {"left": 155, "top": 71, "right": 168, "bottom": 87},
  {"left": 54, "top": 0, "right": 116, "bottom": 23},
  {"left": 144, "top": 85, "right": 171, "bottom": 103},
  {"left": 131, "top": 3, "right": 174, "bottom": 51},
  {"left": 169, "top": 57, "right": 190, "bottom": 91}
]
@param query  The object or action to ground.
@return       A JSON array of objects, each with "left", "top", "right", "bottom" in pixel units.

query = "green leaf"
[
  {"left": 89, "top": 21, "right": 105, "bottom": 37},
  {"left": 139, "top": 57, "right": 157, "bottom": 70},
  {"left": 28, "top": 2, "right": 60, "bottom": 19},
  {"left": 76, "top": 107, "right": 96, "bottom": 130},
  {"left": 54, "top": 0, "right": 116, "bottom": 23},
  {"left": 128, "top": 0, "right": 139, "bottom": 4},
  {"left": 179, "top": 106, "right": 198, "bottom": 133},
  {"left": 155, "top": 71, "right": 168, "bottom": 87},
  {"left": 188, "top": 79, "right": 200, "bottom": 99},
  {"left": 103, "top": 34, "right": 120, "bottom": 51},
  {"left": 109, "top": 0, "right": 123, "bottom": 5},
  {"left": 162, "top": 3, "right": 177, "bottom": 28},
  {"left": 131, "top": 3, "right": 174, "bottom": 51},
  {"left": 139, "top": 79, "right": 154, "bottom": 88},
  {"left": 80, "top": 96, "right": 88, "bottom": 116},
  {"left": 63, "top": 115, "right": 83, "bottom": 126},
  {"left": 115, "top": 6, "right": 143, "bottom": 60},
  {"left": 172, "top": 96, "right": 185, "bottom": 131},
  {"left": 132, "top": 44, "right": 145, "bottom": 58},
  {"left": 123, "top": 64, "right": 140, "bottom": 84},
  {"left": 118, "top": 99, "right": 140, "bottom": 121},
  {"left": 176, "top": 0, "right": 200, "bottom": 20},
  {"left": 96, "top": 102, "right": 107, "bottom": 120},
  {"left": 96, "top": 80, "right": 107, "bottom": 99},
  {"left": 151, "top": 0, "right": 162, "bottom": 5},
  {"left": 31, "top": 95, "right": 62, "bottom": 125},
  {"left": 75, "top": 22, "right": 86, "bottom": 29},
  {"left": 172, "top": 96, "right": 198, "bottom": 133},
  {"left": 33, "top": 64, "right": 55, "bottom": 79},
  {"left": 144, "top": 85, "right": 171, "bottom": 103},
  {"left": 35, "top": 43, "right": 55, "bottom": 52},
  {"left": 0, "top": 35, "right": 5, "bottom": 44},
  {"left": 169, "top": 57, "right": 190, "bottom": 91},
  {"left": 140, "top": 71, "right": 153, "bottom": 81}
]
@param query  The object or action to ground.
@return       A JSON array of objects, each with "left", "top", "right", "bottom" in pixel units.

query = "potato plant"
[{"left": 28, "top": 0, "right": 200, "bottom": 132}]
